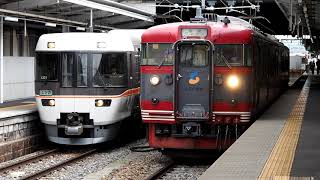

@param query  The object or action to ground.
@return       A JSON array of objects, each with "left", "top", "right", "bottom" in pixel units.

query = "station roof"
[{"left": 0, "top": 0, "right": 156, "bottom": 30}]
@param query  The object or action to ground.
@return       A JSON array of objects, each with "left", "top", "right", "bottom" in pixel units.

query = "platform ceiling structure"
[
  {"left": 155, "top": 0, "right": 320, "bottom": 53},
  {"left": 0, "top": 0, "right": 156, "bottom": 30}
]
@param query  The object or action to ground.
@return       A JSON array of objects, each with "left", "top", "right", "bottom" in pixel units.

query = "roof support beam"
[
  {"left": 0, "top": 8, "right": 86, "bottom": 26},
  {"left": 274, "top": 0, "right": 290, "bottom": 22},
  {"left": 302, "top": 3, "right": 314, "bottom": 43},
  {"left": 115, "top": 20, "right": 153, "bottom": 29},
  {"left": 62, "top": 0, "right": 154, "bottom": 22},
  {"left": 1, "top": 0, "right": 58, "bottom": 11}
]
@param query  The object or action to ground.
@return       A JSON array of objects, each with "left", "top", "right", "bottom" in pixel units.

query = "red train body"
[{"left": 140, "top": 17, "right": 289, "bottom": 151}]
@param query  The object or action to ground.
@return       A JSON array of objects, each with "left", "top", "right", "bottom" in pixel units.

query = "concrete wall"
[
  {"left": 0, "top": 107, "right": 43, "bottom": 162},
  {"left": 3, "top": 56, "right": 35, "bottom": 101}
]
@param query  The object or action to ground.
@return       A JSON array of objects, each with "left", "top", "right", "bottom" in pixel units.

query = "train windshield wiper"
[
  {"left": 158, "top": 59, "right": 165, "bottom": 68},
  {"left": 221, "top": 54, "right": 232, "bottom": 69},
  {"left": 96, "top": 71, "right": 108, "bottom": 88}
]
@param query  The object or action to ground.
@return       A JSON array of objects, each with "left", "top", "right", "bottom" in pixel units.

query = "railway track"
[
  {"left": 145, "top": 161, "right": 210, "bottom": 180},
  {"left": 0, "top": 148, "right": 97, "bottom": 180}
]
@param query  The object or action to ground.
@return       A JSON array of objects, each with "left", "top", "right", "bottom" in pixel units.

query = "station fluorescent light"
[
  {"left": 45, "top": 22, "right": 56, "bottom": 27},
  {"left": 4, "top": 16, "right": 19, "bottom": 22}
]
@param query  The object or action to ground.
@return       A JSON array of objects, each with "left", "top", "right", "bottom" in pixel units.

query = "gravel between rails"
[
  {"left": 0, "top": 149, "right": 90, "bottom": 180},
  {"left": 0, "top": 149, "right": 51, "bottom": 169},
  {"left": 103, "top": 151, "right": 171, "bottom": 180},
  {"left": 40, "top": 139, "right": 148, "bottom": 180},
  {"left": 158, "top": 164, "right": 211, "bottom": 180}
]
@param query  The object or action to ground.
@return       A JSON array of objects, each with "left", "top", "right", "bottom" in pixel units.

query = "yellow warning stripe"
[{"left": 258, "top": 77, "right": 310, "bottom": 179}]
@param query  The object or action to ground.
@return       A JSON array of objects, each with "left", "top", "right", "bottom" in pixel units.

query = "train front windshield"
[
  {"left": 36, "top": 52, "right": 127, "bottom": 87},
  {"left": 141, "top": 43, "right": 174, "bottom": 65}
]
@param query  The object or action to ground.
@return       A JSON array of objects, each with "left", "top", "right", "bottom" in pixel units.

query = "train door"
[{"left": 175, "top": 42, "right": 212, "bottom": 121}]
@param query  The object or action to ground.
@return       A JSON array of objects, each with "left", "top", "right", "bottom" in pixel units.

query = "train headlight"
[
  {"left": 226, "top": 75, "right": 240, "bottom": 89},
  {"left": 41, "top": 99, "right": 55, "bottom": 106},
  {"left": 95, "top": 100, "right": 104, "bottom": 107},
  {"left": 95, "top": 99, "right": 112, "bottom": 107},
  {"left": 150, "top": 75, "right": 160, "bottom": 86}
]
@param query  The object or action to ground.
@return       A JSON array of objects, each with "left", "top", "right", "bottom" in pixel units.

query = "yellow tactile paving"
[{"left": 258, "top": 78, "right": 310, "bottom": 179}]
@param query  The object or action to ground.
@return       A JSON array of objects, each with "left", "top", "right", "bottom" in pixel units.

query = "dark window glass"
[
  {"left": 215, "top": 45, "right": 243, "bottom": 66},
  {"left": 244, "top": 45, "right": 252, "bottom": 66},
  {"left": 92, "top": 53, "right": 127, "bottom": 87},
  {"left": 61, "top": 53, "right": 74, "bottom": 87},
  {"left": 141, "top": 43, "right": 174, "bottom": 65},
  {"left": 36, "top": 53, "right": 59, "bottom": 81},
  {"left": 76, "top": 54, "right": 88, "bottom": 87},
  {"left": 180, "top": 45, "right": 208, "bottom": 67}
]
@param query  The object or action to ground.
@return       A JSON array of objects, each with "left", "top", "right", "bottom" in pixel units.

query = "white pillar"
[
  {"left": 89, "top": 9, "right": 93, "bottom": 32},
  {"left": 0, "top": 16, "right": 3, "bottom": 103}
]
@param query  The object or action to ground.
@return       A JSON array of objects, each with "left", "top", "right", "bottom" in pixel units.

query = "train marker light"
[
  {"left": 47, "top": 42, "right": 55, "bottom": 49},
  {"left": 150, "top": 75, "right": 160, "bottom": 86},
  {"left": 151, "top": 98, "right": 159, "bottom": 105},
  {"left": 226, "top": 75, "right": 240, "bottom": 89}
]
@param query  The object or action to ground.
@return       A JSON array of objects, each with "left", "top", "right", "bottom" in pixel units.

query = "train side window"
[
  {"left": 92, "top": 53, "right": 127, "bottom": 87},
  {"left": 36, "top": 53, "right": 59, "bottom": 81},
  {"left": 76, "top": 54, "right": 88, "bottom": 87},
  {"left": 244, "top": 45, "right": 252, "bottom": 66},
  {"left": 61, "top": 53, "right": 74, "bottom": 87}
]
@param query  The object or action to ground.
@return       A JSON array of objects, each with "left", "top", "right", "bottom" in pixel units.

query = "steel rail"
[
  {"left": 0, "top": 149, "right": 58, "bottom": 173},
  {"left": 22, "top": 149, "right": 97, "bottom": 180},
  {"left": 145, "top": 161, "right": 175, "bottom": 180}
]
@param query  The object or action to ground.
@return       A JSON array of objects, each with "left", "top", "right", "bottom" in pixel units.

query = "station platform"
[
  {"left": 0, "top": 98, "right": 36, "bottom": 119},
  {"left": 200, "top": 75, "right": 318, "bottom": 180},
  {"left": 0, "top": 98, "right": 40, "bottom": 163}
]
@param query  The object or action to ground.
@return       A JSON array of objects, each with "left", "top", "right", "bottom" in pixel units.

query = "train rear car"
[
  {"left": 140, "top": 16, "right": 289, "bottom": 151},
  {"left": 35, "top": 30, "right": 144, "bottom": 145}
]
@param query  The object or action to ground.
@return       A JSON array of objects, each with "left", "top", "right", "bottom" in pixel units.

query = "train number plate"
[{"left": 40, "top": 90, "right": 52, "bottom": 96}]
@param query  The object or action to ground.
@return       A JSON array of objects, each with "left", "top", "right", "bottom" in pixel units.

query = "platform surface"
[
  {"left": 200, "top": 75, "right": 317, "bottom": 180},
  {"left": 0, "top": 98, "right": 37, "bottom": 119}
]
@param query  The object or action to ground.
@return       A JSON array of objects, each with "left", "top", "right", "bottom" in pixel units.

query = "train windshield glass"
[
  {"left": 61, "top": 53, "right": 74, "bottom": 87},
  {"left": 180, "top": 44, "right": 208, "bottom": 67},
  {"left": 215, "top": 45, "right": 243, "bottom": 66},
  {"left": 141, "top": 43, "right": 174, "bottom": 65},
  {"left": 36, "top": 53, "right": 59, "bottom": 81},
  {"left": 76, "top": 54, "right": 88, "bottom": 87},
  {"left": 92, "top": 53, "right": 127, "bottom": 87}
]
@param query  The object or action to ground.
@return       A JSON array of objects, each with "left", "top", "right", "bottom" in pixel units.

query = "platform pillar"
[{"left": 0, "top": 16, "right": 3, "bottom": 103}]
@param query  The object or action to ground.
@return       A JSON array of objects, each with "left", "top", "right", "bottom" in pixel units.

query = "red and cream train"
[{"left": 140, "top": 16, "right": 289, "bottom": 151}]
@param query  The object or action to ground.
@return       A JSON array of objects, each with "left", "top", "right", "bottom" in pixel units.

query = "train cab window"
[
  {"left": 76, "top": 54, "right": 88, "bottom": 87},
  {"left": 215, "top": 45, "right": 243, "bottom": 66},
  {"left": 92, "top": 53, "right": 127, "bottom": 87},
  {"left": 180, "top": 45, "right": 208, "bottom": 67},
  {"left": 141, "top": 43, "right": 174, "bottom": 65},
  {"left": 61, "top": 53, "right": 74, "bottom": 87},
  {"left": 36, "top": 53, "right": 58, "bottom": 81}
]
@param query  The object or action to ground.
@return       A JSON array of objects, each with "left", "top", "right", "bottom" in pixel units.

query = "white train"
[{"left": 35, "top": 30, "right": 144, "bottom": 145}]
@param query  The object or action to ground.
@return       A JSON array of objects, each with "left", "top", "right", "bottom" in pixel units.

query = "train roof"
[
  {"left": 142, "top": 16, "right": 281, "bottom": 45},
  {"left": 36, "top": 30, "right": 145, "bottom": 52}
]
